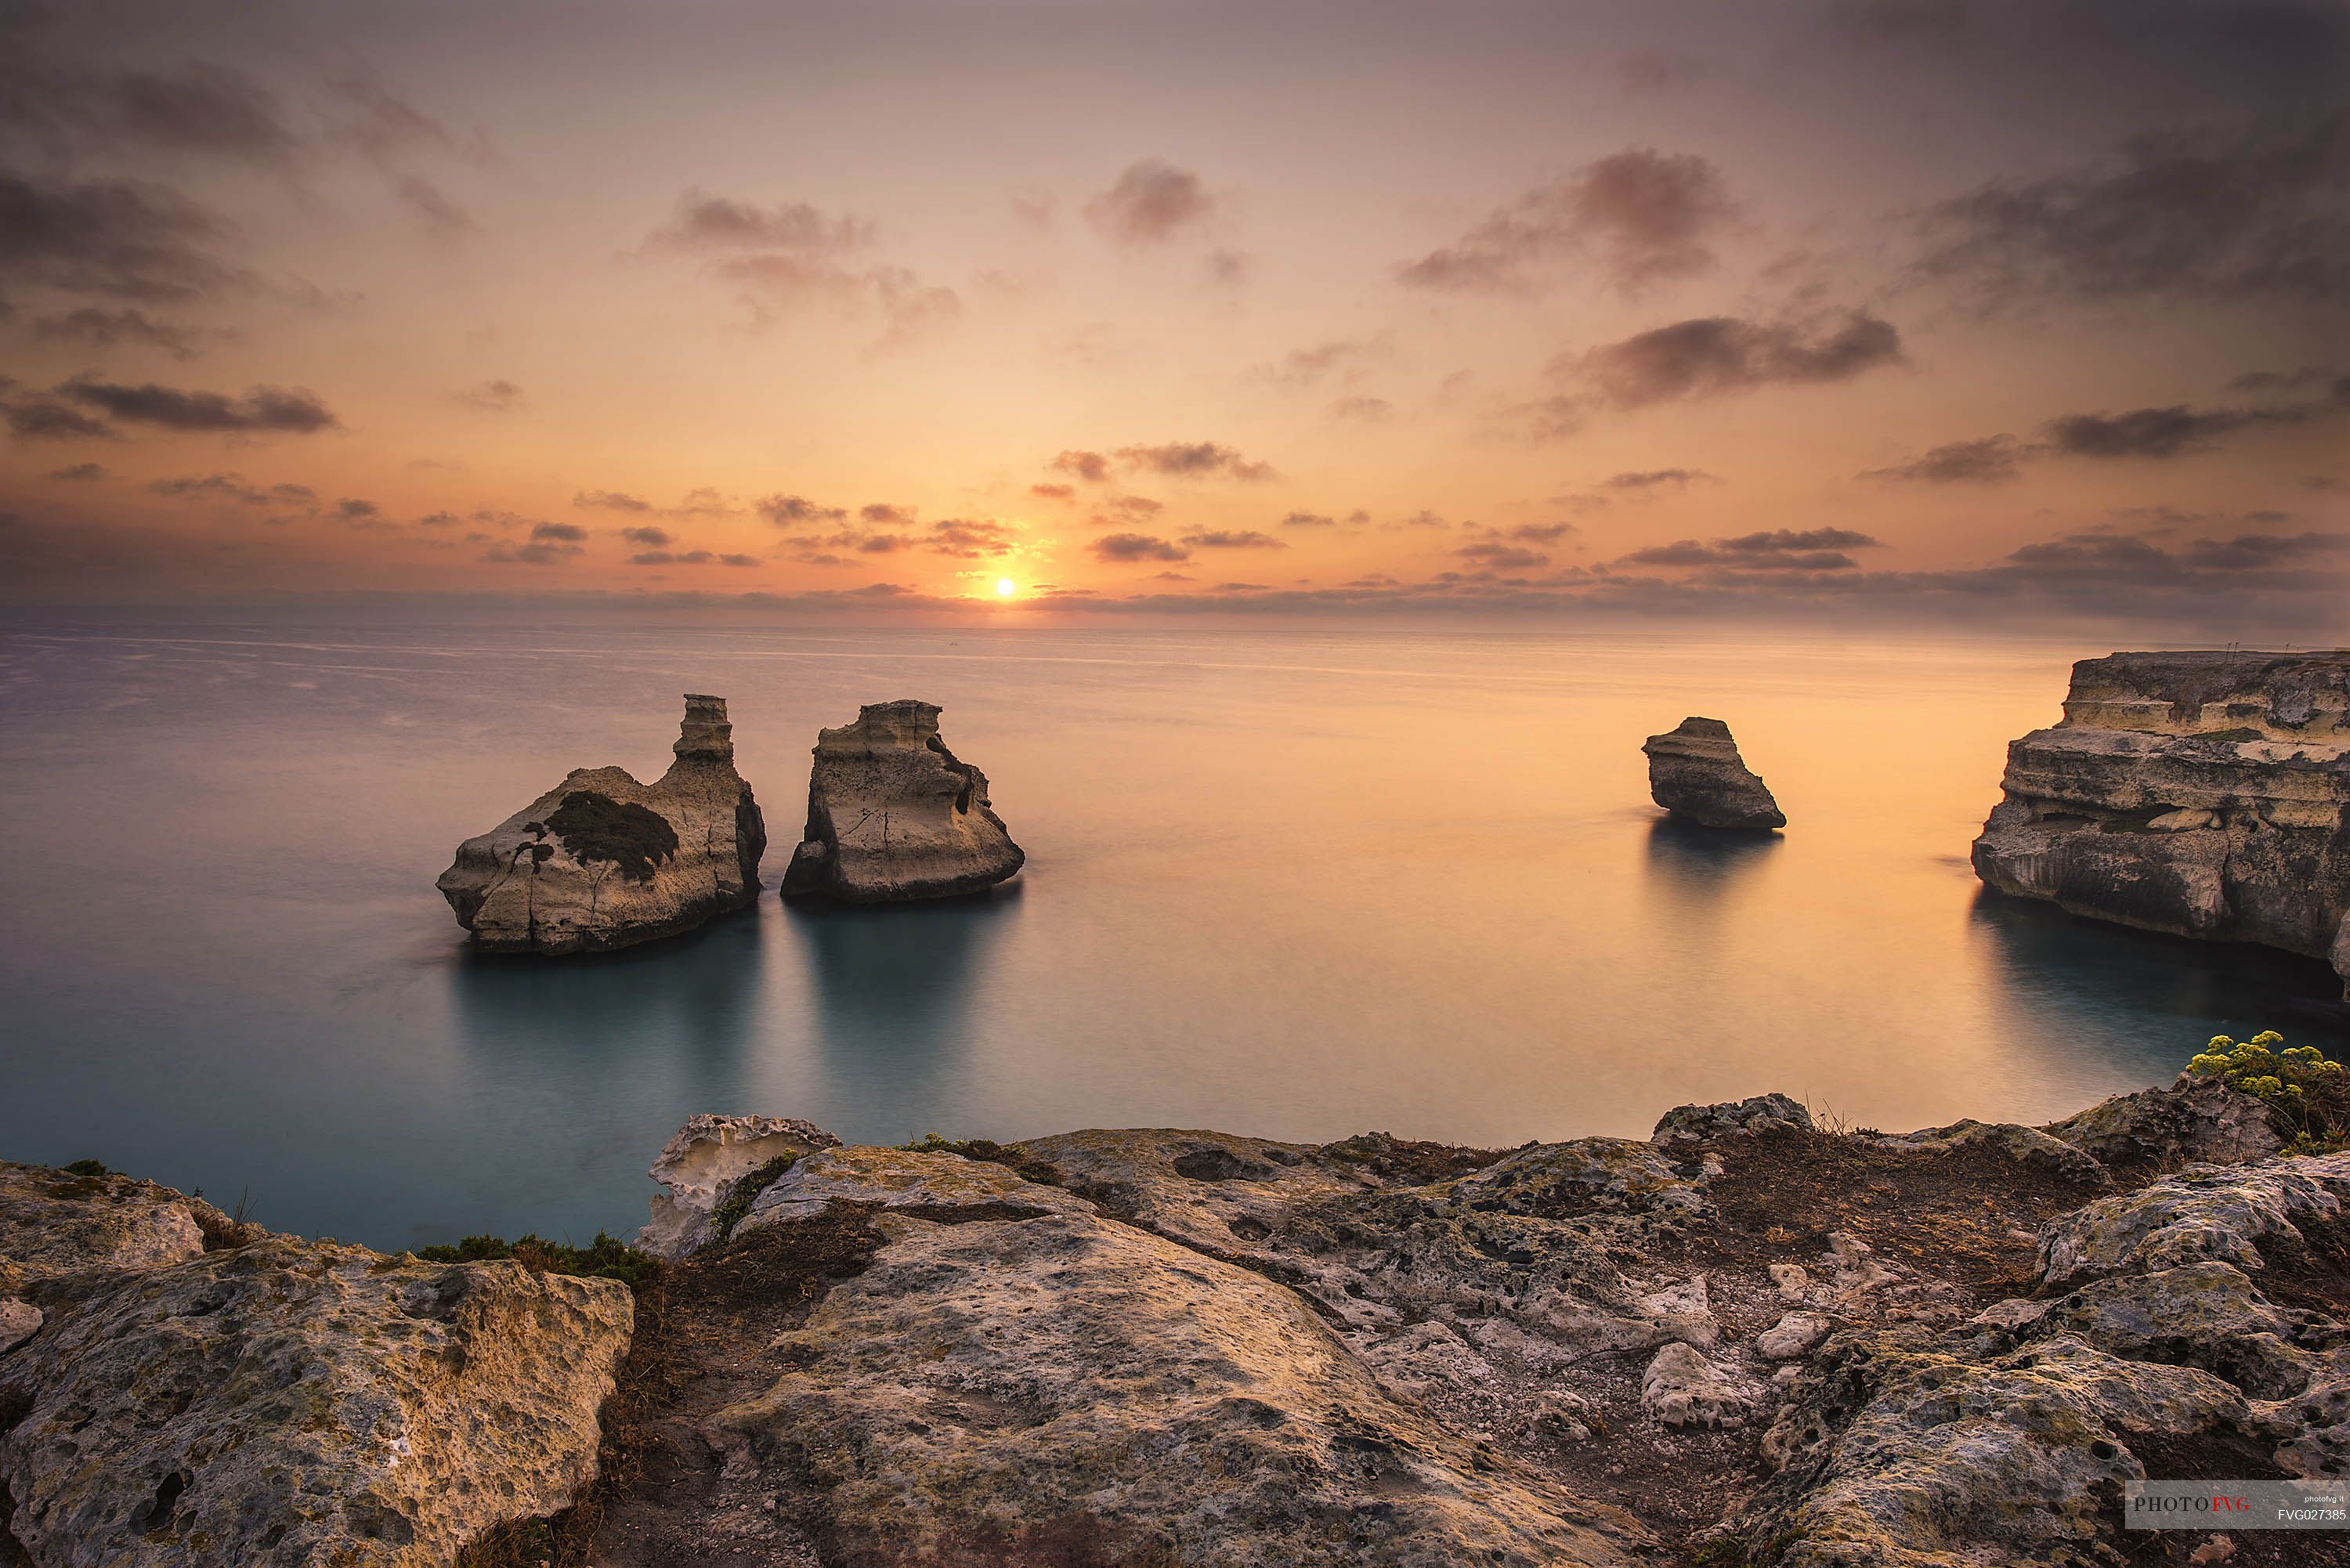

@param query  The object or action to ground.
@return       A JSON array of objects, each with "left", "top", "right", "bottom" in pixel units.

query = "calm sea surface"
[{"left": 3, "top": 614, "right": 2342, "bottom": 1251}]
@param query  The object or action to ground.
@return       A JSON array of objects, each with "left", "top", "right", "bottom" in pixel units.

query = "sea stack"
[
  {"left": 781, "top": 699, "right": 1025, "bottom": 902},
  {"left": 1972, "top": 651, "right": 2350, "bottom": 998},
  {"left": 1643, "top": 717, "right": 1786, "bottom": 831},
  {"left": 436, "top": 695, "right": 766, "bottom": 954}
]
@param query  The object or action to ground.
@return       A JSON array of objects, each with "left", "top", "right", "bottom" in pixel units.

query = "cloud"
[
  {"left": 1028, "top": 482, "right": 1076, "bottom": 501},
  {"left": 1565, "top": 312, "right": 1905, "bottom": 409},
  {"left": 146, "top": 473, "right": 316, "bottom": 506},
  {"left": 1602, "top": 468, "right": 1719, "bottom": 490},
  {"left": 2230, "top": 365, "right": 2345, "bottom": 395},
  {"left": 0, "top": 171, "right": 233, "bottom": 302},
  {"left": 620, "top": 525, "right": 672, "bottom": 547},
  {"left": 575, "top": 490, "right": 652, "bottom": 512},
  {"left": 105, "top": 64, "right": 300, "bottom": 164},
  {"left": 1252, "top": 336, "right": 1391, "bottom": 388},
  {"left": 1050, "top": 450, "right": 1112, "bottom": 482},
  {"left": 1091, "top": 532, "right": 1190, "bottom": 562},
  {"left": 5, "top": 398, "right": 114, "bottom": 439},
  {"left": 396, "top": 175, "right": 474, "bottom": 236},
  {"left": 649, "top": 190, "right": 871, "bottom": 253},
  {"left": 1180, "top": 529, "right": 1285, "bottom": 550},
  {"left": 1086, "top": 494, "right": 1164, "bottom": 527},
  {"left": 649, "top": 189, "right": 955, "bottom": 349},
  {"left": 1114, "top": 441, "right": 1278, "bottom": 481},
  {"left": 2042, "top": 403, "right": 2299, "bottom": 459},
  {"left": 1455, "top": 540, "right": 1551, "bottom": 569},
  {"left": 1617, "top": 527, "right": 1885, "bottom": 572},
  {"left": 1398, "top": 149, "right": 1734, "bottom": 294},
  {"left": 757, "top": 493, "right": 848, "bottom": 525},
  {"left": 625, "top": 547, "right": 760, "bottom": 567},
  {"left": 1914, "top": 112, "right": 2350, "bottom": 309},
  {"left": 481, "top": 540, "right": 579, "bottom": 565},
  {"left": 860, "top": 502, "right": 913, "bottom": 525},
  {"left": 57, "top": 379, "right": 336, "bottom": 433},
  {"left": 1506, "top": 521, "right": 1578, "bottom": 542},
  {"left": 1861, "top": 435, "right": 2027, "bottom": 483},
  {"left": 454, "top": 378, "right": 523, "bottom": 411},
  {"left": 927, "top": 518, "right": 1016, "bottom": 557},
  {"left": 1328, "top": 396, "right": 1393, "bottom": 423},
  {"left": 29, "top": 306, "right": 199, "bottom": 358},
  {"left": 1083, "top": 160, "right": 1215, "bottom": 246},
  {"left": 1281, "top": 511, "right": 1337, "bottom": 528},
  {"left": 45, "top": 462, "right": 106, "bottom": 480},
  {"left": 529, "top": 520, "right": 588, "bottom": 542},
  {"left": 333, "top": 498, "right": 377, "bottom": 520}
]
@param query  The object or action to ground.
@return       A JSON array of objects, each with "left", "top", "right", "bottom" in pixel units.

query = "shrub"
[
  {"left": 60, "top": 1159, "right": 110, "bottom": 1177},
  {"left": 2189, "top": 1031, "right": 2350, "bottom": 1151},
  {"left": 543, "top": 791, "right": 678, "bottom": 882},
  {"left": 414, "top": 1230, "right": 661, "bottom": 1291},
  {"left": 707, "top": 1156, "right": 796, "bottom": 1241}
]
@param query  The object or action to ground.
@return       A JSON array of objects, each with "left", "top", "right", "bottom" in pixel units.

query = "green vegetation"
[
  {"left": 707, "top": 1155, "right": 797, "bottom": 1239},
  {"left": 2189, "top": 1031, "right": 2350, "bottom": 1151},
  {"left": 61, "top": 1159, "right": 110, "bottom": 1177},
  {"left": 414, "top": 1230, "right": 661, "bottom": 1290},
  {"left": 543, "top": 790, "right": 678, "bottom": 883}
]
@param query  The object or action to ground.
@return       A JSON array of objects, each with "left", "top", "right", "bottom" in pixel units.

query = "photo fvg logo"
[{"left": 2124, "top": 1480, "right": 2350, "bottom": 1530}]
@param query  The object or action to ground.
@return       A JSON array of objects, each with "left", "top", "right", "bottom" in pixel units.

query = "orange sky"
[{"left": 2, "top": 1, "right": 2346, "bottom": 633}]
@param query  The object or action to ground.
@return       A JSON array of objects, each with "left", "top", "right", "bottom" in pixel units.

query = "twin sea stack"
[
  {"left": 782, "top": 699, "right": 1026, "bottom": 903},
  {"left": 436, "top": 695, "right": 767, "bottom": 955},
  {"left": 1973, "top": 651, "right": 2350, "bottom": 998}
]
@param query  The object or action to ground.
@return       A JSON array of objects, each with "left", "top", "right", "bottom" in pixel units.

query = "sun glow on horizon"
[{"left": 995, "top": 578, "right": 1018, "bottom": 598}]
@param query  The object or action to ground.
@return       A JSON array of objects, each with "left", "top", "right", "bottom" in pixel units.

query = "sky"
[{"left": 1, "top": 0, "right": 2346, "bottom": 633}]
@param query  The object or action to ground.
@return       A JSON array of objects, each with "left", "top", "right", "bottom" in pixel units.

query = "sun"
[{"left": 994, "top": 578, "right": 1018, "bottom": 598}]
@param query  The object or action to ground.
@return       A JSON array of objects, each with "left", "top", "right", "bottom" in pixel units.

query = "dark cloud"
[
  {"left": 1507, "top": 522, "right": 1578, "bottom": 542},
  {"left": 2176, "top": 530, "right": 2350, "bottom": 570},
  {"left": 1455, "top": 540, "right": 1551, "bottom": 570},
  {"left": 1602, "top": 468, "right": 1719, "bottom": 490},
  {"left": 1914, "top": 112, "right": 2350, "bottom": 309},
  {"left": 45, "top": 461, "right": 105, "bottom": 480},
  {"left": 649, "top": 190, "right": 871, "bottom": 253},
  {"left": 1050, "top": 449, "right": 1111, "bottom": 482},
  {"left": 5, "top": 397, "right": 111, "bottom": 439},
  {"left": 1083, "top": 160, "right": 1215, "bottom": 246},
  {"left": 30, "top": 306, "right": 199, "bottom": 358},
  {"left": 1180, "top": 529, "right": 1285, "bottom": 549},
  {"left": 60, "top": 379, "right": 336, "bottom": 433},
  {"left": 333, "top": 498, "right": 377, "bottom": 520},
  {"left": 2042, "top": 403, "right": 2297, "bottom": 458},
  {"left": 853, "top": 534, "right": 906, "bottom": 554},
  {"left": 757, "top": 493, "right": 847, "bottom": 525},
  {"left": 1115, "top": 441, "right": 1278, "bottom": 481},
  {"left": 1861, "top": 435, "right": 2026, "bottom": 482},
  {"left": 107, "top": 65, "right": 298, "bottom": 163},
  {"left": 2229, "top": 365, "right": 2345, "bottom": 394},
  {"left": 1618, "top": 527, "right": 1885, "bottom": 572},
  {"left": 146, "top": 473, "right": 314, "bottom": 506},
  {"left": 620, "top": 525, "right": 672, "bottom": 547},
  {"left": 1398, "top": 149, "right": 1734, "bottom": 294},
  {"left": 575, "top": 490, "right": 652, "bottom": 512},
  {"left": 627, "top": 547, "right": 757, "bottom": 566},
  {"left": 529, "top": 520, "right": 588, "bottom": 543},
  {"left": 1565, "top": 312, "right": 1905, "bottom": 409},
  {"left": 0, "top": 171, "right": 233, "bottom": 302},
  {"left": 1090, "top": 532, "right": 1190, "bottom": 562}
]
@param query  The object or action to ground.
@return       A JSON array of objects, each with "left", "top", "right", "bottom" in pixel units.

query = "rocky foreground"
[
  {"left": 1974, "top": 651, "right": 2350, "bottom": 999},
  {"left": 8, "top": 1071, "right": 2350, "bottom": 1566}
]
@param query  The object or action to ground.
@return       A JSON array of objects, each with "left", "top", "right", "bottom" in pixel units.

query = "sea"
[{"left": 3, "top": 612, "right": 2341, "bottom": 1251}]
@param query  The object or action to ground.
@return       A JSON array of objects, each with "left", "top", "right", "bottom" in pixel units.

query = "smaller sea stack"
[
  {"left": 436, "top": 695, "right": 766, "bottom": 954},
  {"left": 1643, "top": 717, "right": 1786, "bottom": 832},
  {"left": 782, "top": 699, "right": 1025, "bottom": 902}
]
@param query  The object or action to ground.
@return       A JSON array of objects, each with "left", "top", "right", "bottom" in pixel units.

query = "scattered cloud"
[
  {"left": 620, "top": 525, "right": 672, "bottom": 547},
  {"left": 396, "top": 175, "right": 474, "bottom": 236},
  {"left": 1083, "top": 160, "right": 1216, "bottom": 246},
  {"left": 29, "top": 306, "right": 201, "bottom": 358},
  {"left": 1861, "top": 435, "right": 2026, "bottom": 483},
  {"left": 1602, "top": 468, "right": 1719, "bottom": 491},
  {"left": 45, "top": 462, "right": 106, "bottom": 481},
  {"left": 2043, "top": 403, "right": 2302, "bottom": 459},
  {"left": 575, "top": 490, "right": 653, "bottom": 512},
  {"left": 1328, "top": 396, "right": 1393, "bottom": 423},
  {"left": 1617, "top": 526, "right": 1885, "bottom": 572},
  {"left": 56, "top": 378, "right": 336, "bottom": 433},
  {"left": 1455, "top": 540, "right": 1551, "bottom": 570},
  {"left": 1399, "top": 149, "right": 1734, "bottom": 295},
  {"left": 1091, "top": 532, "right": 1190, "bottom": 562},
  {"left": 530, "top": 520, "right": 588, "bottom": 542},
  {"left": 757, "top": 493, "right": 848, "bottom": 525},
  {"left": 1564, "top": 312, "right": 1905, "bottom": 410},
  {"left": 0, "top": 171, "right": 234, "bottom": 302},
  {"left": 1180, "top": 529, "right": 1285, "bottom": 550},
  {"left": 1050, "top": 450, "right": 1112, "bottom": 482},
  {"left": 1281, "top": 511, "right": 1337, "bottom": 528},
  {"left": 1114, "top": 441, "right": 1278, "bottom": 481},
  {"left": 456, "top": 378, "right": 523, "bottom": 412},
  {"left": 1028, "top": 482, "right": 1076, "bottom": 501},
  {"left": 146, "top": 472, "right": 316, "bottom": 506}
]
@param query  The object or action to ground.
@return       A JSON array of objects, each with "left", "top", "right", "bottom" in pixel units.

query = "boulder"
[
  {"left": 1971, "top": 652, "right": 2350, "bottom": 998},
  {"left": 1654, "top": 1093, "right": 1813, "bottom": 1143},
  {"left": 713, "top": 1205, "right": 1650, "bottom": 1566},
  {"left": 0, "top": 1234, "right": 631, "bottom": 1568},
  {"left": 634, "top": 1112, "right": 841, "bottom": 1260},
  {"left": 2035, "top": 1150, "right": 2350, "bottom": 1288},
  {"left": 1642, "top": 717, "right": 1786, "bottom": 831},
  {"left": 0, "top": 1160, "right": 210, "bottom": 1288},
  {"left": 1755, "top": 1310, "right": 1832, "bottom": 1360},
  {"left": 0, "top": 1295, "right": 38, "bottom": 1352},
  {"left": 1641, "top": 1340, "right": 1757, "bottom": 1428},
  {"left": 780, "top": 699, "right": 1024, "bottom": 901},
  {"left": 1867, "top": 1118, "right": 2111, "bottom": 1187},
  {"left": 436, "top": 694, "right": 765, "bottom": 955},
  {"left": 2043, "top": 1071, "right": 2284, "bottom": 1170}
]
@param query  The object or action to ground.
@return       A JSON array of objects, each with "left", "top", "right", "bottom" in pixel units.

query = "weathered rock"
[
  {"left": 634, "top": 1111, "right": 841, "bottom": 1260},
  {"left": 0, "top": 1160, "right": 208, "bottom": 1287},
  {"left": 1755, "top": 1310, "right": 1833, "bottom": 1360},
  {"left": 436, "top": 694, "right": 765, "bottom": 954},
  {"left": 1642, "top": 1340, "right": 1757, "bottom": 1428},
  {"left": 0, "top": 1295, "right": 39, "bottom": 1352},
  {"left": 1654, "top": 1092, "right": 1813, "bottom": 1143},
  {"left": 717, "top": 1205, "right": 1650, "bottom": 1566},
  {"left": 1642, "top": 717, "right": 1786, "bottom": 831},
  {"left": 734, "top": 1145, "right": 1094, "bottom": 1232},
  {"left": 2043, "top": 1070, "right": 2284, "bottom": 1169},
  {"left": 0, "top": 1234, "right": 631, "bottom": 1568},
  {"left": 780, "top": 699, "right": 1023, "bottom": 902},
  {"left": 1972, "top": 651, "right": 2350, "bottom": 998},
  {"left": 2036, "top": 1150, "right": 2350, "bottom": 1288},
  {"left": 1867, "top": 1118, "right": 2110, "bottom": 1187}
]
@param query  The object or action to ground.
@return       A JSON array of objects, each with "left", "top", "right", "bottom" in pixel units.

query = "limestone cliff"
[
  {"left": 1972, "top": 651, "right": 2350, "bottom": 997},
  {"left": 780, "top": 699, "right": 1024, "bottom": 902},
  {"left": 436, "top": 694, "right": 766, "bottom": 954},
  {"left": 1642, "top": 716, "right": 1786, "bottom": 831}
]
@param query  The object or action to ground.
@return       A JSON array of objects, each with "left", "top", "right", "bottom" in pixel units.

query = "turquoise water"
[{"left": 2, "top": 613, "right": 2341, "bottom": 1251}]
